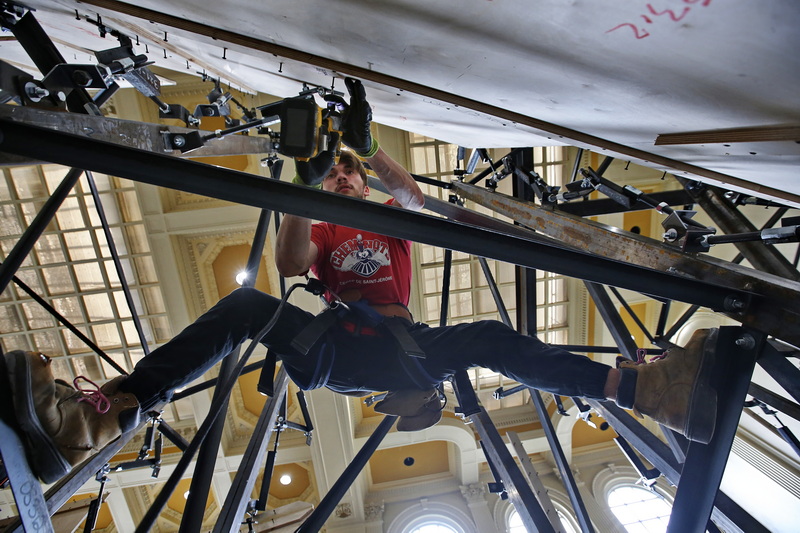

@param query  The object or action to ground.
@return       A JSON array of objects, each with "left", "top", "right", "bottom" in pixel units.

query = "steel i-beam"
[
  {"left": 452, "top": 371, "right": 556, "bottom": 533},
  {"left": 0, "top": 120, "right": 756, "bottom": 316}
]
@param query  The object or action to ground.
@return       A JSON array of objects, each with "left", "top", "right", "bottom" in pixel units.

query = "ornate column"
[
  {"left": 364, "top": 501, "right": 385, "bottom": 533},
  {"left": 460, "top": 483, "right": 498, "bottom": 533}
]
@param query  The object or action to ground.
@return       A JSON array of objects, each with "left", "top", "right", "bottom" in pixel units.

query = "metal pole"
[
  {"left": 0, "top": 168, "right": 82, "bottom": 293},
  {"left": 452, "top": 371, "right": 556, "bottom": 533},
  {"left": 85, "top": 171, "right": 151, "bottom": 354},
  {"left": 667, "top": 327, "right": 763, "bottom": 533},
  {"left": 180, "top": 209, "right": 273, "bottom": 532},
  {"left": 213, "top": 368, "right": 289, "bottom": 532},
  {"left": 529, "top": 389, "right": 595, "bottom": 532},
  {"left": 584, "top": 282, "right": 638, "bottom": 361},
  {"left": 295, "top": 415, "right": 397, "bottom": 532}
]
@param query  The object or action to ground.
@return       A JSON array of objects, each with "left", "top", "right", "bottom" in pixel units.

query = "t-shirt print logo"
[{"left": 331, "top": 234, "right": 391, "bottom": 277}]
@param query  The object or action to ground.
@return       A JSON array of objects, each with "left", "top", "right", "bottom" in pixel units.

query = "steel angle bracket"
[{"left": 0, "top": 105, "right": 273, "bottom": 163}]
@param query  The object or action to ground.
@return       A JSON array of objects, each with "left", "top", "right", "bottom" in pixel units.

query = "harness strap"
[
  {"left": 384, "top": 317, "right": 426, "bottom": 359},
  {"left": 256, "top": 350, "right": 278, "bottom": 396},
  {"left": 291, "top": 308, "right": 340, "bottom": 355},
  {"left": 397, "top": 346, "right": 437, "bottom": 389}
]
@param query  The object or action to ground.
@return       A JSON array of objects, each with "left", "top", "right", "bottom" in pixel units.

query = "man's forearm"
[
  {"left": 366, "top": 148, "right": 425, "bottom": 211},
  {"left": 275, "top": 214, "right": 315, "bottom": 277}
]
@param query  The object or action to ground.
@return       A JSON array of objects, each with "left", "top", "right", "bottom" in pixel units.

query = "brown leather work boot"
[
  {"left": 374, "top": 388, "right": 443, "bottom": 431},
  {"left": 4, "top": 350, "right": 140, "bottom": 483},
  {"left": 616, "top": 329, "right": 718, "bottom": 444}
]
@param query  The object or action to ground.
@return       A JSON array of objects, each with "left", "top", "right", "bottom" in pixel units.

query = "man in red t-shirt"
[{"left": 4, "top": 79, "right": 719, "bottom": 484}]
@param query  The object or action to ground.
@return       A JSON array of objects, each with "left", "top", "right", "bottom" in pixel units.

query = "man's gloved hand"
[
  {"left": 293, "top": 133, "right": 339, "bottom": 188},
  {"left": 342, "top": 78, "right": 379, "bottom": 158}
]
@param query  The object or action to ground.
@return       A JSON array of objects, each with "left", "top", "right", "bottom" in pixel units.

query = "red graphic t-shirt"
[{"left": 310, "top": 201, "right": 412, "bottom": 306}]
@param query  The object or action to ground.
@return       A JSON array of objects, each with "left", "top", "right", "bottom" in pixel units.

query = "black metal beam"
[
  {"left": 748, "top": 382, "right": 800, "bottom": 423},
  {"left": 180, "top": 209, "right": 275, "bottom": 532},
  {"left": 213, "top": 368, "right": 289, "bottom": 532},
  {"left": 757, "top": 342, "right": 800, "bottom": 404},
  {"left": 0, "top": 120, "right": 755, "bottom": 316},
  {"left": 295, "top": 415, "right": 397, "bottom": 532},
  {"left": 0, "top": 168, "right": 82, "bottom": 293},
  {"left": 584, "top": 282, "right": 638, "bottom": 361},
  {"left": 667, "top": 327, "right": 763, "bottom": 533},
  {"left": 529, "top": 388, "right": 595, "bottom": 533},
  {"left": 85, "top": 171, "right": 151, "bottom": 354},
  {"left": 452, "top": 372, "right": 555, "bottom": 533},
  {"left": 450, "top": 179, "right": 800, "bottom": 346},
  {"left": 677, "top": 178, "right": 800, "bottom": 281},
  {"left": 557, "top": 190, "right": 694, "bottom": 217}
]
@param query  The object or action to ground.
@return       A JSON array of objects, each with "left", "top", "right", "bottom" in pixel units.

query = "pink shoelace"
[
  {"left": 633, "top": 348, "right": 669, "bottom": 365},
  {"left": 74, "top": 376, "right": 111, "bottom": 414}
]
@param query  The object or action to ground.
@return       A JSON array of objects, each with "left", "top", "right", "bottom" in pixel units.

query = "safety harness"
[{"left": 269, "top": 279, "right": 435, "bottom": 391}]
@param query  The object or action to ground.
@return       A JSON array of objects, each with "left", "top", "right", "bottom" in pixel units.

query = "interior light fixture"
[
  {"left": 235, "top": 271, "right": 248, "bottom": 285},
  {"left": 279, "top": 474, "right": 292, "bottom": 485}
]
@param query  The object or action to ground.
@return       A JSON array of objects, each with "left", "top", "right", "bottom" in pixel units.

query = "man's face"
[{"left": 322, "top": 162, "right": 369, "bottom": 199}]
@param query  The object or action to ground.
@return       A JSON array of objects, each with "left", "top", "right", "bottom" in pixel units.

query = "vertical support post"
[
  {"left": 213, "top": 368, "right": 289, "bottom": 532},
  {"left": 452, "top": 371, "right": 555, "bottom": 533},
  {"left": 529, "top": 388, "right": 595, "bottom": 533},
  {"left": 507, "top": 431, "right": 564, "bottom": 532},
  {"left": 295, "top": 415, "right": 397, "bottom": 532},
  {"left": 667, "top": 327, "right": 763, "bottom": 533},
  {"left": 181, "top": 209, "right": 273, "bottom": 532}
]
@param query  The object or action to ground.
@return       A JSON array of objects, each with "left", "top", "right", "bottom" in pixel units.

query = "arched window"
[
  {"left": 607, "top": 485, "right": 672, "bottom": 532},
  {"left": 408, "top": 522, "right": 460, "bottom": 533},
  {"left": 389, "top": 501, "right": 474, "bottom": 533},
  {"left": 508, "top": 509, "right": 578, "bottom": 533}
]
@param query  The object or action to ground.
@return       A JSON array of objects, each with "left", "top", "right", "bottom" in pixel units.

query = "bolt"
[
  {"left": 72, "top": 69, "right": 93, "bottom": 87},
  {"left": 56, "top": 91, "right": 67, "bottom": 102},
  {"left": 172, "top": 135, "right": 186, "bottom": 148},
  {"left": 734, "top": 335, "right": 755, "bottom": 350},
  {"left": 24, "top": 82, "right": 49, "bottom": 102},
  {"left": 663, "top": 228, "right": 678, "bottom": 242}
]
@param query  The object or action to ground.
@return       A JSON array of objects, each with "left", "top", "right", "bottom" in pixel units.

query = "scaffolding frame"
[{"left": 1, "top": 8, "right": 799, "bottom": 532}]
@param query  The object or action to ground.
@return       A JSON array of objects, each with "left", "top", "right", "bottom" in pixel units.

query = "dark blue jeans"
[{"left": 122, "top": 288, "right": 611, "bottom": 409}]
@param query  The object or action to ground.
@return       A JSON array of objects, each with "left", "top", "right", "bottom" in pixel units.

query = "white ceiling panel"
[{"left": 4, "top": 0, "right": 799, "bottom": 205}]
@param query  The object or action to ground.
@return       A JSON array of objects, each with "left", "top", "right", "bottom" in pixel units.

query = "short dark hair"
[{"left": 337, "top": 151, "right": 368, "bottom": 184}]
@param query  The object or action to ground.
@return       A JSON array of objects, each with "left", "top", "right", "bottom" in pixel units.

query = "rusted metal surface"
[
  {"left": 0, "top": 106, "right": 272, "bottom": 163},
  {"left": 451, "top": 180, "right": 800, "bottom": 345}
]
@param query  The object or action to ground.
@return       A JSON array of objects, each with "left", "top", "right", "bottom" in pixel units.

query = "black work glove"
[
  {"left": 341, "top": 78, "right": 378, "bottom": 157},
  {"left": 293, "top": 132, "right": 340, "bottom": 188}
]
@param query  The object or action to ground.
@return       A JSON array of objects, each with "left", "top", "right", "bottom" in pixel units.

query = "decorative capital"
[
  {"left": 335, "top": 502, "right": 353, "bottom": 519},
  {"left": 364, "top": 501, "right": 385, "bottom": 521},
  {"left": 460, "top": 483, "right": 486, "bottom": 503}
]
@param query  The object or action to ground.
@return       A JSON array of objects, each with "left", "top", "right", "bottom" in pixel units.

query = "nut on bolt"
[
  {"left": 735, "top": 334, "right": 755, "bottom": 350},
  {"left": 723, "top": 295, "right": 746, "bottom": 312},
  {"left": 72, "top": 69, "right": 93, "bottom": 87},
  {"left": 24, "top": 82, "right": 49, "bottom": 102}
]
